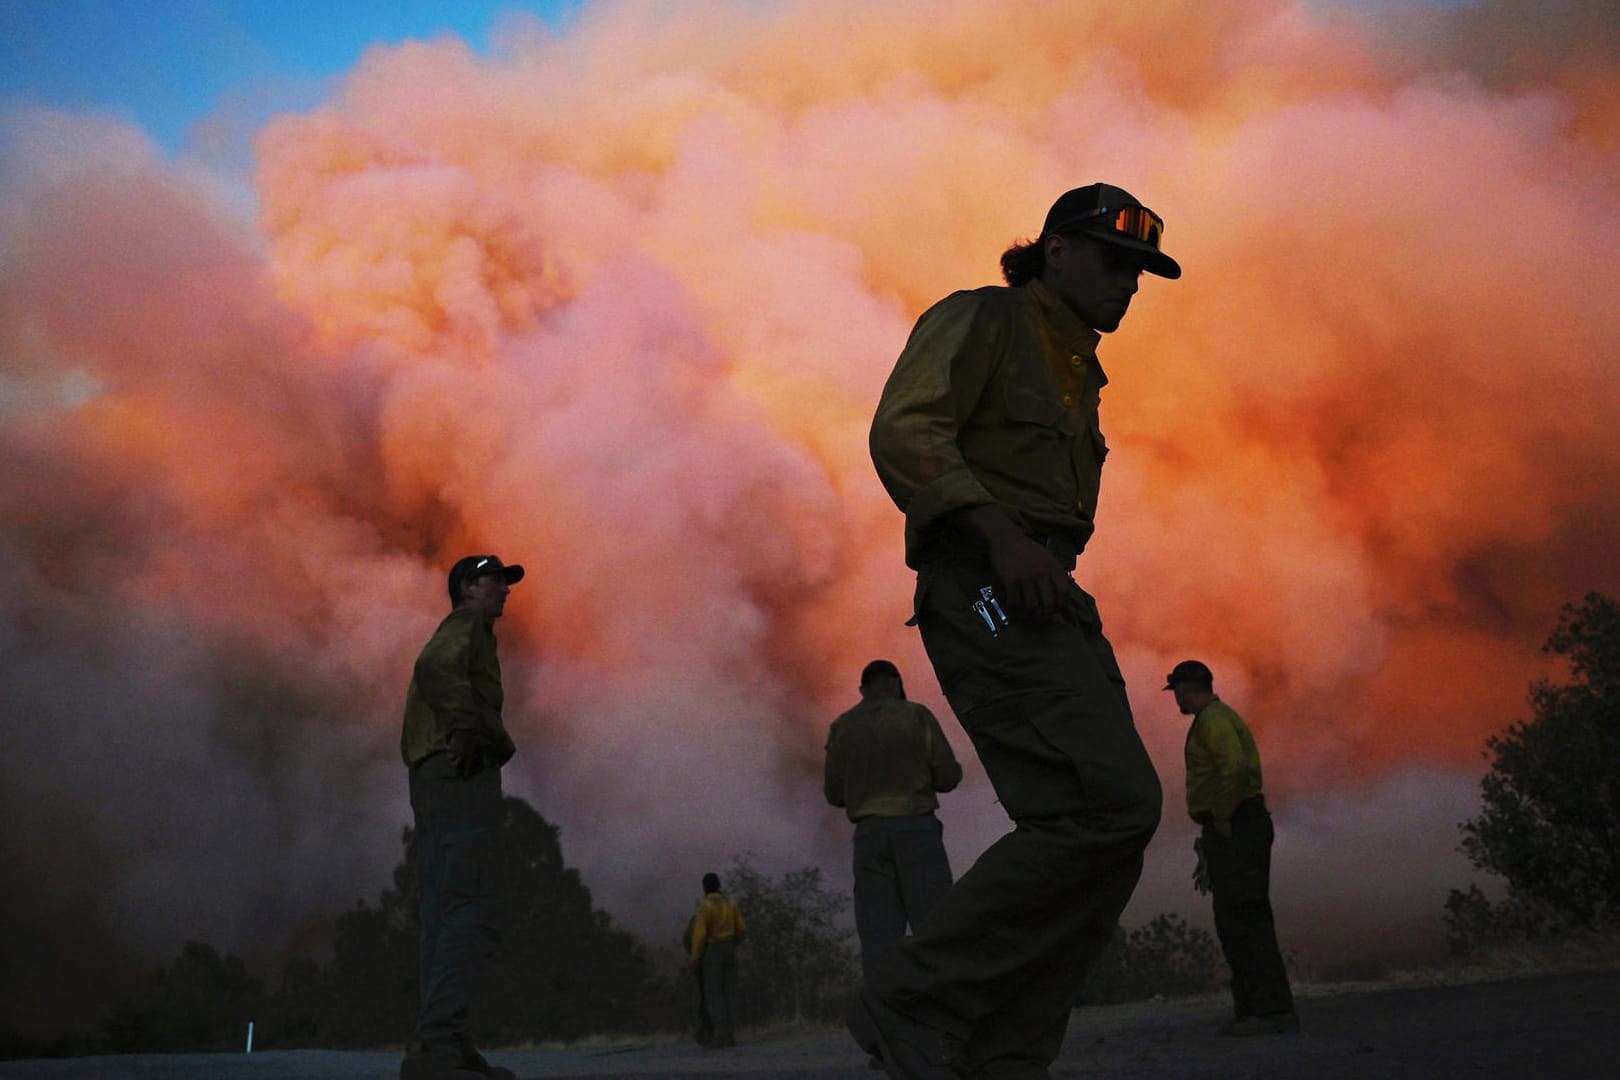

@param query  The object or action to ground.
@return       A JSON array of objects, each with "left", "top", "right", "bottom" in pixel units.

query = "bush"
[
  {"left": 721, "top": 855, "right": 859, "bottom": 1024},
  {"left": 1449, "top": 592, "right": 1620, "bottom": 948},
  {"left": 1079, "top": 914, "right": 1224, "bottom": 1005}
]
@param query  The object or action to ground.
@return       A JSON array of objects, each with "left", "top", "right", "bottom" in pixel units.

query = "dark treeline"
[
  {"left": 2, "top": 797, "right": 656, "bottom": 1061},
  {"left": 2, "top": 795, "right": 1232, "bottom": 1061},
  {"left": 8, "top": 592, "right": 1615, "bottom": 1062}
]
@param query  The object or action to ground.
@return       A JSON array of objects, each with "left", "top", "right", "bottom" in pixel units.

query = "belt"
[{"left": 924, "top": 531, "right": 1081, "bottom": 574}]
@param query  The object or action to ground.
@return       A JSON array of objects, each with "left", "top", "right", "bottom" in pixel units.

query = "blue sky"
[
  {"left": 0, "top": 1, "right": 1471, "bottom": 159},
  {"left": 0, "top": 0, "right": 579, "bottom": 153}
]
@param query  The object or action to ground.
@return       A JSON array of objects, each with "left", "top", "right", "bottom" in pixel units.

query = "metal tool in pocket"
[{"left": 972, "top": 585, "right": 1009, "bottom": 636}]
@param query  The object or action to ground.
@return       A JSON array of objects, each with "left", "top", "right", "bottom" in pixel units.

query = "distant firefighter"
[
  {"left": 824, "top": 659, "right": 962, "bottom": 980},
  {"left": 688, "top": 871, "right": 748, "bottom": 1049},
  {"left": 858, "top": 183, "right": 1177, "bottom": 1079},
  {"left": 400, "top": 555, "right": 525, "bottom": 1080},
  {"left": 1165, "top": 659, "right": 1298, "bottom": 1036}
]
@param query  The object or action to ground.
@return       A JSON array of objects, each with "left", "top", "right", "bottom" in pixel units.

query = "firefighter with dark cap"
[
  {"left": 1166, "top": 659, "right": 1298, "bottom": 1036},
  {"left": 859, "top": 184, "right": 1178, "bottom": 1079},
  {"left": 400, "top": 555, "right": 524, "bottom": 1080}
]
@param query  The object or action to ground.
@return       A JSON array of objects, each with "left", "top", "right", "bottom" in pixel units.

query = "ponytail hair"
[{"left": 1000, "top": 238, "right": 1044, "bottom": 286}]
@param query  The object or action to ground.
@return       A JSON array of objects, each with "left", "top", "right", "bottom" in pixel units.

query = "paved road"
[{"left": 5, "top": 969, "right": 1616, "bottom": 1079}]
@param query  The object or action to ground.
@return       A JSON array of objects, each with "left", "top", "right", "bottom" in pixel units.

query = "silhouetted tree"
[
  {"left": 473, "top": 797, "right": 650, "bottom": 1043},
  {"left": 97, "top": 942, "right": 264, "bottom": 1052},
  {"left": 101, "top": 796, "right": 653, "bottom": 1051},
  {"left": 318, "top": 835, "right": 420, "bottom": 1046},
  {"left": 722, "top": 855, "right": 858, "bottom": 1024},
  {"left": 262, "top": 956, "right": 334, "bottom": 1049},
  {"left": 1447, "top": 592, "right": 1620, "bottom": 946},
  {"left": 311, "top": 796, "right": 649, "bottom": 1047}
]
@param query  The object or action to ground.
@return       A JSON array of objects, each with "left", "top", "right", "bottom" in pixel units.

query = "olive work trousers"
[
  {"left": 869, "top": 551, "right": 1163, "bottom": 1074},
  {"left": 700, "top": 939, "right": 741, "bottom": 1041},
  {"left": 852, "top": 813, "right": 955, "bottom": 981},
  {"left": 1203, "top": 797, "right": 1295, "bottom": 1019},
  {"left": 410, "top": 753, "right": 504, "bottom": 1061}
]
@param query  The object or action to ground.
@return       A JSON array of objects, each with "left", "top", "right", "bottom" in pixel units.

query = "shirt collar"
[
  {"left": 1028, "top": 279, "right": 1107, "bottom": 389},
  {"left": 1028, "top": 278, "right": 1103, "bottom": 352}
]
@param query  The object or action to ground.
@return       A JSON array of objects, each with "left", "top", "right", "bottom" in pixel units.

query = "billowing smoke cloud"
[{"left": 3, "top": 0, "right": 1618, "bottom": 1034}]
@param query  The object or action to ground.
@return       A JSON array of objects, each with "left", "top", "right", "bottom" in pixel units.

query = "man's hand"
[
  {"left": 446, "top": 729, "right": 480, "bottom": 776},
  {"left": 1192, "top": 836, "right": 1211, "bottom": 895},
  {"left": 959, "top": 505, "right": 1083, "bottom": 618}
]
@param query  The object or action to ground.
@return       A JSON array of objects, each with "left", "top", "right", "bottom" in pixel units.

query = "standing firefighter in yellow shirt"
[
  {"left": 1166, "top": 659, "right": 1298, "bottom": 1036},
  {"left": 860, "top": 183, "right": 1177, "bottom": 1080},
  {"left": 688, "top": 872, "right": 747, "bottom": 1049},
  {"left": 825, "top": 660, "right": 963, "bottom": 981}
]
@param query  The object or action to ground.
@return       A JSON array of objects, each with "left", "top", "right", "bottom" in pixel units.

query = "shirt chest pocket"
[
  {"left": 998, "top": 381, "right": 1088, "bottom": 509},
  {"left": 1003, "top": 383, "right": 1075, "bottom": 439}
]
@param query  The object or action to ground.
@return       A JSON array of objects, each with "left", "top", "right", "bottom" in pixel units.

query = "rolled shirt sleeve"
[{"left": 870, "top": 290, "right": 1005, "bottom": 547}]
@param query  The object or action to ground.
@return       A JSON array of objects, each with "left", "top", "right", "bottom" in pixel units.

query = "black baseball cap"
[
  {"left": 1042, "top": 183, "right": 1182, "bottom": 279},
  {"left": 448, "top": 554, "right": 524, "bottom": 603},
  {"left": 1163, "top": 659, "right": 1214, "bottom": 690}
]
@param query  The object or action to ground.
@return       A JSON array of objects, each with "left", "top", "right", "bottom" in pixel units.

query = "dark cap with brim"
[
  {"left": 1043, "top": 183, "right": 1182, "bottom": 279},
  {"left": 449, "top": 554, "right": 525, "bottom": 597},
  {"left": 1163, "top": 659, "right": 1214, "bottom": 690}
]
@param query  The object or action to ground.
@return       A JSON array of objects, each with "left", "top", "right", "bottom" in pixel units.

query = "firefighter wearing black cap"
[
  {"left": 400, "top": 555, "right": 525, "bottom": 1080},
  {"left": 857, "top": 184, "right": 1179, "bottom": 1080},
  {"left": 1165, "top": 659, "right": 1298, "bottom": 1036}
]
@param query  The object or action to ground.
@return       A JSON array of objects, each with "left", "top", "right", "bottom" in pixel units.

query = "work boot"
[{"left": 847, "top": 987, "right": 968, "bottom": 1080}]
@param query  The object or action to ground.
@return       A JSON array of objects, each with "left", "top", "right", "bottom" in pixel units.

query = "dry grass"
[{"left": 1293, "top": 926, "right": 1620, "bottom": 999}]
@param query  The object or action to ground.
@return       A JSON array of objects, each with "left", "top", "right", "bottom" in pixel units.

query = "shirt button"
[
  {"left": 1069, "top": 354, "right": 1084, "bottom": 368},
  {"left": 1061, "top": 393, "right": 1076, "bottom": 407}
]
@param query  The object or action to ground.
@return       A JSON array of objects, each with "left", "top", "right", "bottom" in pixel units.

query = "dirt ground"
[{"left": 6, "top": 968, "right": 1616, "bottom": 1080}]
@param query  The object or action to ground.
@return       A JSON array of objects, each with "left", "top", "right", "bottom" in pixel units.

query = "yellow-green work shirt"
[
  {"left": 870, "top": 279, "right": 1110, "bottom": 567},
  {"left": 401, "top": 606, "right": 517, "bottom": 769},
  {"left": 1184, "top": 697, "right": 1264, "bottom": 823},
  {"left": 824, "top": 698, "right": 963, "bottom": 821},
  {"left": 689, "top": 891, "right": 747, "bottom": 960}
]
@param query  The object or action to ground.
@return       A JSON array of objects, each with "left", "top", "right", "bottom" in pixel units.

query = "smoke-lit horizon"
[{"left": 3, "top": 0, "right": 1618, "bottom": 1036}]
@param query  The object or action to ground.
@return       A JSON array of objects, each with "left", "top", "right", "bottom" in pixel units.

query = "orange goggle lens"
[
  {"left": 1109, "top": 206, "right": 1164, "bottom": 247},
  {"left": 1057, "top": 205, "right": 1165, "bottom": 250}
]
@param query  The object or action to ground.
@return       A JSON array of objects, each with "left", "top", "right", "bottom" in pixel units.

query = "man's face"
[
  {"left": 1043, "top": 233, "right": 1144, "bottom": 333},
  {"left": 1170, "top": 682, "right": 1206, "bottom": 716},
  {"left": 461, "top": 572, "right": 512, "bottom": 620}
]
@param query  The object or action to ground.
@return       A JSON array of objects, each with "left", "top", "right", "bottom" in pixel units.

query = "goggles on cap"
[{"left": 1056, "top": 205, "right": 1165, "bottom": 250}]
